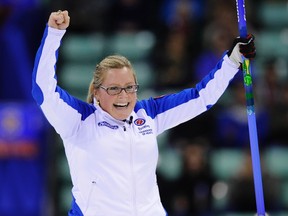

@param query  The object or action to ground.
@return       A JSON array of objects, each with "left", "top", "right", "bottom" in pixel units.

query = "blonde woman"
[{"left": 32, "top": 10, "right": 255, "bottom": 216}]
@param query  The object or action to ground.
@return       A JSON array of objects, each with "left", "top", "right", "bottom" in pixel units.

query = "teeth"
[{"left": 114, "top": 103, "right": 128, "bottom": 107}]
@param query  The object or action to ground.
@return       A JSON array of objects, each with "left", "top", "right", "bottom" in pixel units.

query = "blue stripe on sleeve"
[
  {"left": 135, "top": 88, "right": 199, "bottom": 119},
  {"left": 136, "top": 56, "right": 225, "bottom": 119},
  {"left": 195, "top": 57, "right": 224, "bottom": 90},
  {"left": 31, "top": 25, "right": 49, "bottom": 105}
]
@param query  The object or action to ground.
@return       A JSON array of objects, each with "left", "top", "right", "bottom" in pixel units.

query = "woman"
[{"left": 32, "top": 10, "right": 255, "bottom": 216}]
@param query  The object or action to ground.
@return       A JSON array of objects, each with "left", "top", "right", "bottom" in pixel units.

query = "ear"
[
  {"left": 93, "top": 88, "right": 98, "bottom": 96},
  {"left": 93, "top": 89, "right": 100, "bottom": 101}
]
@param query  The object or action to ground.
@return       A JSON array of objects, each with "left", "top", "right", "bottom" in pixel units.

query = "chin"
[{"left": 113, "top": 113, "right": 129, "bottom": 121}]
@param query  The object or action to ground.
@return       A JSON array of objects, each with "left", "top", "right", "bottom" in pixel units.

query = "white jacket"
[{"left": 32, "top": 26, "right": 239, "bottom": 216}]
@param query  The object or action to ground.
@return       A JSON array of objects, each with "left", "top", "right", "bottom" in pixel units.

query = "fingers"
[
  {"left": 228, "top": 33, "right": 256, "bottom": 66},
  {"left": 62, "top": 10, "right": 70, "bottom": 24},
  {"left": 55, "top": 10, "right": 65, "bottom": 24},
  {"left": 239, "top": 34, "right": 256, "bottom": 59},
  {"left": 246, "top": 33, "right": 255, "bottom": 41},
  {"left": 240, "top": 45, "right": 256, "bottom": 58},
  {"left": 48, "top": 10, "right": 70, "bottom": 30}
]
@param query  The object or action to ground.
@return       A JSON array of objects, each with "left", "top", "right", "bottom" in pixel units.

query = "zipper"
[
  {"left": 128, "top": 125, "right": 137, "bottom": 215},
  {"left": 122, "top": 120, "right": 137, "bottom": 214}
]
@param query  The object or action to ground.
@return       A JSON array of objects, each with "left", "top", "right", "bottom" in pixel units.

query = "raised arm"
[
  {"left": 143, "top": 34, "right": 256, "bottom": 134},
  {"left": 32, "top": 11, "right": 95, "bottom": 139}
]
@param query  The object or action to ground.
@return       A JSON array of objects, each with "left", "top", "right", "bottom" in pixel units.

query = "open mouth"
[{"left": 113, "top": 103, "right": 129, "bottom": 108}]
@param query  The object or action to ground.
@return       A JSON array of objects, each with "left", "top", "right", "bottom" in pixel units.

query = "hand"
[
  {"left": 228, "top": 34, "right": 256, "bottom": 67},
  {"left": 48, "top": 10, "right": 70, "bottom": 30}
]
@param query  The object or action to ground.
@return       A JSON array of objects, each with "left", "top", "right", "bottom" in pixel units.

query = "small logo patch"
[
  {"left": 98, "top": 121, "right": 119, "bottom": 130},
  {"left": 134, "top": 118, "right": 145, "bottom": 126}
]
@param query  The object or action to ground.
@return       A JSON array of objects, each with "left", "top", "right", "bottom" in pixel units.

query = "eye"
[
  {"left": 109, "top": 86, "right": 120, "bottom": 91},
  {"left": 126, "top": 85, "right": 134, "bottom": 90}
]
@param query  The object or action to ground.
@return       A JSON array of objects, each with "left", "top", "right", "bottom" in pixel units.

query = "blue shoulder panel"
[{"left": 55, "top": 86, "right": 96, "bottom": 121}]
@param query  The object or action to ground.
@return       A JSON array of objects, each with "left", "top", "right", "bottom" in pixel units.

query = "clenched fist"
[{"left": 48, "top": 10, "right": 70, "bottom": 30}]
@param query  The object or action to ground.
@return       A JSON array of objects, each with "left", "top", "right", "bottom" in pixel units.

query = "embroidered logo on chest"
[
  {"left": 98, "top": 121, "right": 119, "bottom": 130},
  {"left": 136, "top": 119, "right": 153, "bottom": 135},
  {"left": 134, "top": 118, "right": 146, "bottom": 126}
]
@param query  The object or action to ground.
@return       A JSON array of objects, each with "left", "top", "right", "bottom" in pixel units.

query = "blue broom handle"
[{"left": 236, "top": 0, "right": 266, "bottom": 215}]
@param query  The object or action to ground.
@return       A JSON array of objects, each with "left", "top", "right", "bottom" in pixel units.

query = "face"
[{"left": 95, "top": 67, "right": 137, "bottom": 120}]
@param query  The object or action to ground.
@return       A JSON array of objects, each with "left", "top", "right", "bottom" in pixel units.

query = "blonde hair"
[{"left": 87, "top": 55, "right": 137, "bottom": 103}]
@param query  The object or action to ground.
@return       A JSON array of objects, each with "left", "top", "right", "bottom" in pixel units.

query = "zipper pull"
[{"left": 123, "top": 126, "right": 126, "bottom": 131}]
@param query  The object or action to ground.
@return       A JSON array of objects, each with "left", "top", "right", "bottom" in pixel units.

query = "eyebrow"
[{"left": 102, "top": 82, "right": 135, "bottom": 87}]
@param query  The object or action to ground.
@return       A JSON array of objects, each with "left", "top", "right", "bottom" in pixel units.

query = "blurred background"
[{"left": 0, "top": 0, "right": 288, "bottom": 215}]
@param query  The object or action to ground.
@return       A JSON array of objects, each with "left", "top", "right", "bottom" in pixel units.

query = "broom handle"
[{"left": 236, "top": 0, "right": 266, "bottom": 215}]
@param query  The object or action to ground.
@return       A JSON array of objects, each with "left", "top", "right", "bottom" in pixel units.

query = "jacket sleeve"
[
  {"left": 32, "top": 25, "right": 95, "bottom": 139},
  {"left": 138, "top": 54, "right": 240, "bottom": 135}
]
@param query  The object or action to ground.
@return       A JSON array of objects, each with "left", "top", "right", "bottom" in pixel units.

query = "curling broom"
[{"left": 235, "top": 0, "right": 267, "bottom": 215}]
